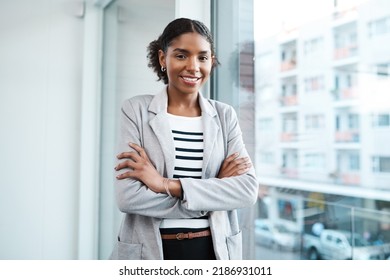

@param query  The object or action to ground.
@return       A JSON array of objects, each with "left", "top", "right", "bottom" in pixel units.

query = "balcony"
[
  {"left": 280, "top": 95, "right": 298, "bottom": 107},
  {"left": 280, "top": 132, "right": 298, "bottom": 142},
  {"left": 280, "top": 60, "right": 296, "bottom": 72},
  {"left": 340, "top": 172, "right": 361, "bottom": 185},
  {"left": 335, "top": 130, "right": 360, "bottom": 143},
  {"left": 280, "top": 167, "right": 299, "bottom": 179},
  {"left": 340, "top": 87, "right": 358, "bottom": 100},
  {"left": 334, "top": 45, "right": 358, "bottom": 60},
  {"left": 332, "top": 87, "right": 358, "bottom": 101}
]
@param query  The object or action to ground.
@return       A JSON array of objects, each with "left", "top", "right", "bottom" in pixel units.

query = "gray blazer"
[{"left": 110, "top": 88, "right": 258, "bottom": 260}]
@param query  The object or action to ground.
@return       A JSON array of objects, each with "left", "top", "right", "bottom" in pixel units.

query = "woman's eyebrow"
[{"left": 172, "top": 48, "right": 210, "bottom": 54}]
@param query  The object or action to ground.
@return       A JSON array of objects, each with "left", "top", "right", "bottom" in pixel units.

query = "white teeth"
[{"left": 182, "top": 77, "right": 198, "bottom": 82}]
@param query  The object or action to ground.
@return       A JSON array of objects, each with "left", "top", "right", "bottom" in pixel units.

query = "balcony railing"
[
  {"left": 335, "top": 130, "right": 360, "bottom": 143},
  {"left": 280, "top": 132, "right": 298, "bottom": 142},
  {"left": 280, "top": 167, "right": 299, "bottom": 178},
  {"left": 280, "top": 95, "right": 298, "bottom": 106},
  {"left": 333, "top": 45, "right": 358, "bottom": 60},
  {"left": 339, "top": 172, "right": 361, "bottom": 185},
  {"left": 280, "top": 60, "right": 296, "bottom": 71},
  {"left": 332, "top": 87, "right": 358, "bottom": 100}
]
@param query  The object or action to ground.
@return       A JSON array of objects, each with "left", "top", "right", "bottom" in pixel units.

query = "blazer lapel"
[
  {"left": 198, "top": 94, "right": 220, "bottom": 178},
  {"left": 148, "top": 89, "right": 175, "bottom": 178}
]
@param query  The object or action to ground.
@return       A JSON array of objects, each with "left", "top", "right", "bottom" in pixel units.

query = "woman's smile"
[{"left": 180, "top": 75, "right": 202, "bottom": 86}]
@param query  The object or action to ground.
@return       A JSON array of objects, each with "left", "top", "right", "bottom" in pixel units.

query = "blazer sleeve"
[
  {"left": 114, "top": 99, "right": 207, "bottom": 219},
  {"left": 180, "top": 105, "right": 258, "bottom": 212}
]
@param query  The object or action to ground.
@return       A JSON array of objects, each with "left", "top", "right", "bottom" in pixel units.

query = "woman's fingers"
[
  {"left": 225, "top": 152, "right": 239, "bottom": 163},
  {"left": 116, "top": 170, "right": 134, "bottom": 180},
  {"left": 115, "top": 143, "right": 160, "bottom": 185},
  {"left": 129, "top": 143, "right": 151, "bottom": 162},
  {"left": 115, "top": 158, "right": 136, "bottom": 171},
  {"left": 235, "top": 161, "right": 252, "bottom": 175},
  {"left": 117, "top": 151, "right": 139, "bottom": 160},
  {"left": 218, "top": 152, "right": 252, "bottom": 178},
  {"left": 223, "top": 156, "right": 251, "bottom": 175},
  {"left": 115, "top": 143, "right": 148, "bottom": 171}
]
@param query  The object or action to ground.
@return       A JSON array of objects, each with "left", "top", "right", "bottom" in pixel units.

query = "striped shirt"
[
  {"left": 159, "top": 113, "right": 208, "bottom": 229},
  {"left": 169, "top": 113, "right": 204, "bottom": 180}
]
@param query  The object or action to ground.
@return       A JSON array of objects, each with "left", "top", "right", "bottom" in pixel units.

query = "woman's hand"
[
  {"left": 115, "top": 143, "right": 164, "bottom": 193},
  {"left": 217, "top": 152, "right": 252, "bottom": 179}
]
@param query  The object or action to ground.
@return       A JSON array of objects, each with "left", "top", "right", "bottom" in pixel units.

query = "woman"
[{"left": 110, "top": 18, "right": 258, "bottom": 260}]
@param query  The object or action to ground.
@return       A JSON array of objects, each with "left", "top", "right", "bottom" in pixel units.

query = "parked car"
[
  {"left": 303, "top": 229, "right": 390, "bottom": 260},
  {"left": 255, "top": 219, "right": 300, "bottom": 251}
]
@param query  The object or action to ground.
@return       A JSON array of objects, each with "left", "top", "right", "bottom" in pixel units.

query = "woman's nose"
[{"left": 186, "top": 57, "right": 199, "bottom": 71}]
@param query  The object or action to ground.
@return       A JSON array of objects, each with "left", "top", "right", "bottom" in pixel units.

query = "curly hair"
[{"left": 147, "top": 18, "right": 219, "bottom": 84}]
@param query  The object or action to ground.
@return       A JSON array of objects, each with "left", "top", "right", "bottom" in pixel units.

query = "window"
[
  {"left": 335, "top": 115, "right": 340, "bottom": 131},
  {"left": 304, "top": 76, "right": 325, "bottom": 93},
  {"left": 219, "top": 0, "right": 390, "bottom": 260},
  {"left": 376, "top": 63, "right": 390, "bottom": 77},
  {"left": 348, "top": 113, "right": 359, "bottom": 129},
  {"left": 304, "top": 37, "right": 324, "bottom": 55},
  {"left": 282, "top": 114, "right": 297, "bottom": 133},
  {"left": 304, "top": 153, "right": 325, "bottom": 169},
  {"left": 368, "top": 16, "right": 390, "bottom": 37},
  {"left": 334, "top": 22, "right": 358, "bottom": 59},
  {"left": 349, "top": 153, "right": 360, "bottom": 171},
  {"left": 280, "top": 41, "right": 297, "bottom": 70},
  {"left": 372, "top": 113, "right": 390, "bottom": 127},
  {"left": 372, "top": 156, "right": 390, "bottom": 173},
  {"left": 305, "top": 114, "right": 325, "bottom": 130}
]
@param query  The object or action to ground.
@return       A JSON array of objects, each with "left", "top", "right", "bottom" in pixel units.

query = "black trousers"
[{"left": 160, "top": 227, "right": 216, "bottom": 260}]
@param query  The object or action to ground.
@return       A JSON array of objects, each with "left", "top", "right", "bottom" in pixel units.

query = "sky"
[{"left": 254, "top": 0, "right": 369, "bottom": 40}]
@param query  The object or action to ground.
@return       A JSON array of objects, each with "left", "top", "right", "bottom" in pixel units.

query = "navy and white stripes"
[
  {"left": 168, "top": 114, "right": 204, "bottom": 180},
  {"left": 159, "top": 113, "right": 208, "bottom": 229}
]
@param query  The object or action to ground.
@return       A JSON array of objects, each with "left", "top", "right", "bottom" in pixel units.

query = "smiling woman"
[
  {"left": 158, "top": 33, "right": 213, "bottom": 98},
  {"left": 110, "top": 18, "right": 258, "bottom": 260},
  {"left": 158, "top": 33, "right": 214, "bottom": 116}
]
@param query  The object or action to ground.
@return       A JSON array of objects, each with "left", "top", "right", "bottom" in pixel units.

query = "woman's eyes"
[{"left": 175, "top": 54, "right": 209, "bottom": 61}]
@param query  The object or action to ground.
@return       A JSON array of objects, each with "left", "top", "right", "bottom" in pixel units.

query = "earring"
[{"left": 161, "top": 66, "right": 166, "bottom": 72}]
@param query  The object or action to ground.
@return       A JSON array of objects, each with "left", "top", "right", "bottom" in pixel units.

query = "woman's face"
[{"left": 159, "top": 32, "right": 213, "bottom": 96}]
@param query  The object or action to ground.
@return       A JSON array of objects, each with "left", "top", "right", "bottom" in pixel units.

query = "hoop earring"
[{"left": 161, "top": 66, "right": 166, "bottom": 72}]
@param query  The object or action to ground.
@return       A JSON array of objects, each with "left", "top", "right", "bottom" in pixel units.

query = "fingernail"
[{"left": 129, "top": 142, "right": 134, "bottom": 146}]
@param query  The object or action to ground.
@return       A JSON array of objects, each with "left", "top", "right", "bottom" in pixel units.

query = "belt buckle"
[{"left": 176, "top": 233, "right": 184, "bottom": 240}]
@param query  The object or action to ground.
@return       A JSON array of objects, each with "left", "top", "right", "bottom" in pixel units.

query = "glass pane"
[
  {"left": 253, "top": 0, "right": 390, "bottom": 260},
  {"left": 212, "top": 0, "right": 390, "bottom": 259}
]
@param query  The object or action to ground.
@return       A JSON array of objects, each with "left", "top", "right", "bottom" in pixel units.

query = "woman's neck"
[{"left": 167, "top": 89, "right": 201, "bottom": 117}]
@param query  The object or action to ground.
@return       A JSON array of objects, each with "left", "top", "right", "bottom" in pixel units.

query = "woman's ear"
[{"left": 158, "top": 50, "right": 166, "bottom": 68}]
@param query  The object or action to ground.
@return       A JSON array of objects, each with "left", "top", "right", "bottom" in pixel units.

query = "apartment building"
[{"left": 255, "top": 0, "right": 390, "bottom": 238}]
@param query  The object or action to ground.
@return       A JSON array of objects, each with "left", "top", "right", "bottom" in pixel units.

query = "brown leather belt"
[{"left": 161, "top": 229, "right": 211, "bottom": 240}]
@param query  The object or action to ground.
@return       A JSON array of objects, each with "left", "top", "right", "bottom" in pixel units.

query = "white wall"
[
  {"left": 0, "top": 0, "right": 211, "bottom": 260},
  {"left": 0, "top": 0, "right": 84, "bottom": 259},
  {"left": 176, "top": 0, "right": 210, "bottom": 26}
]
